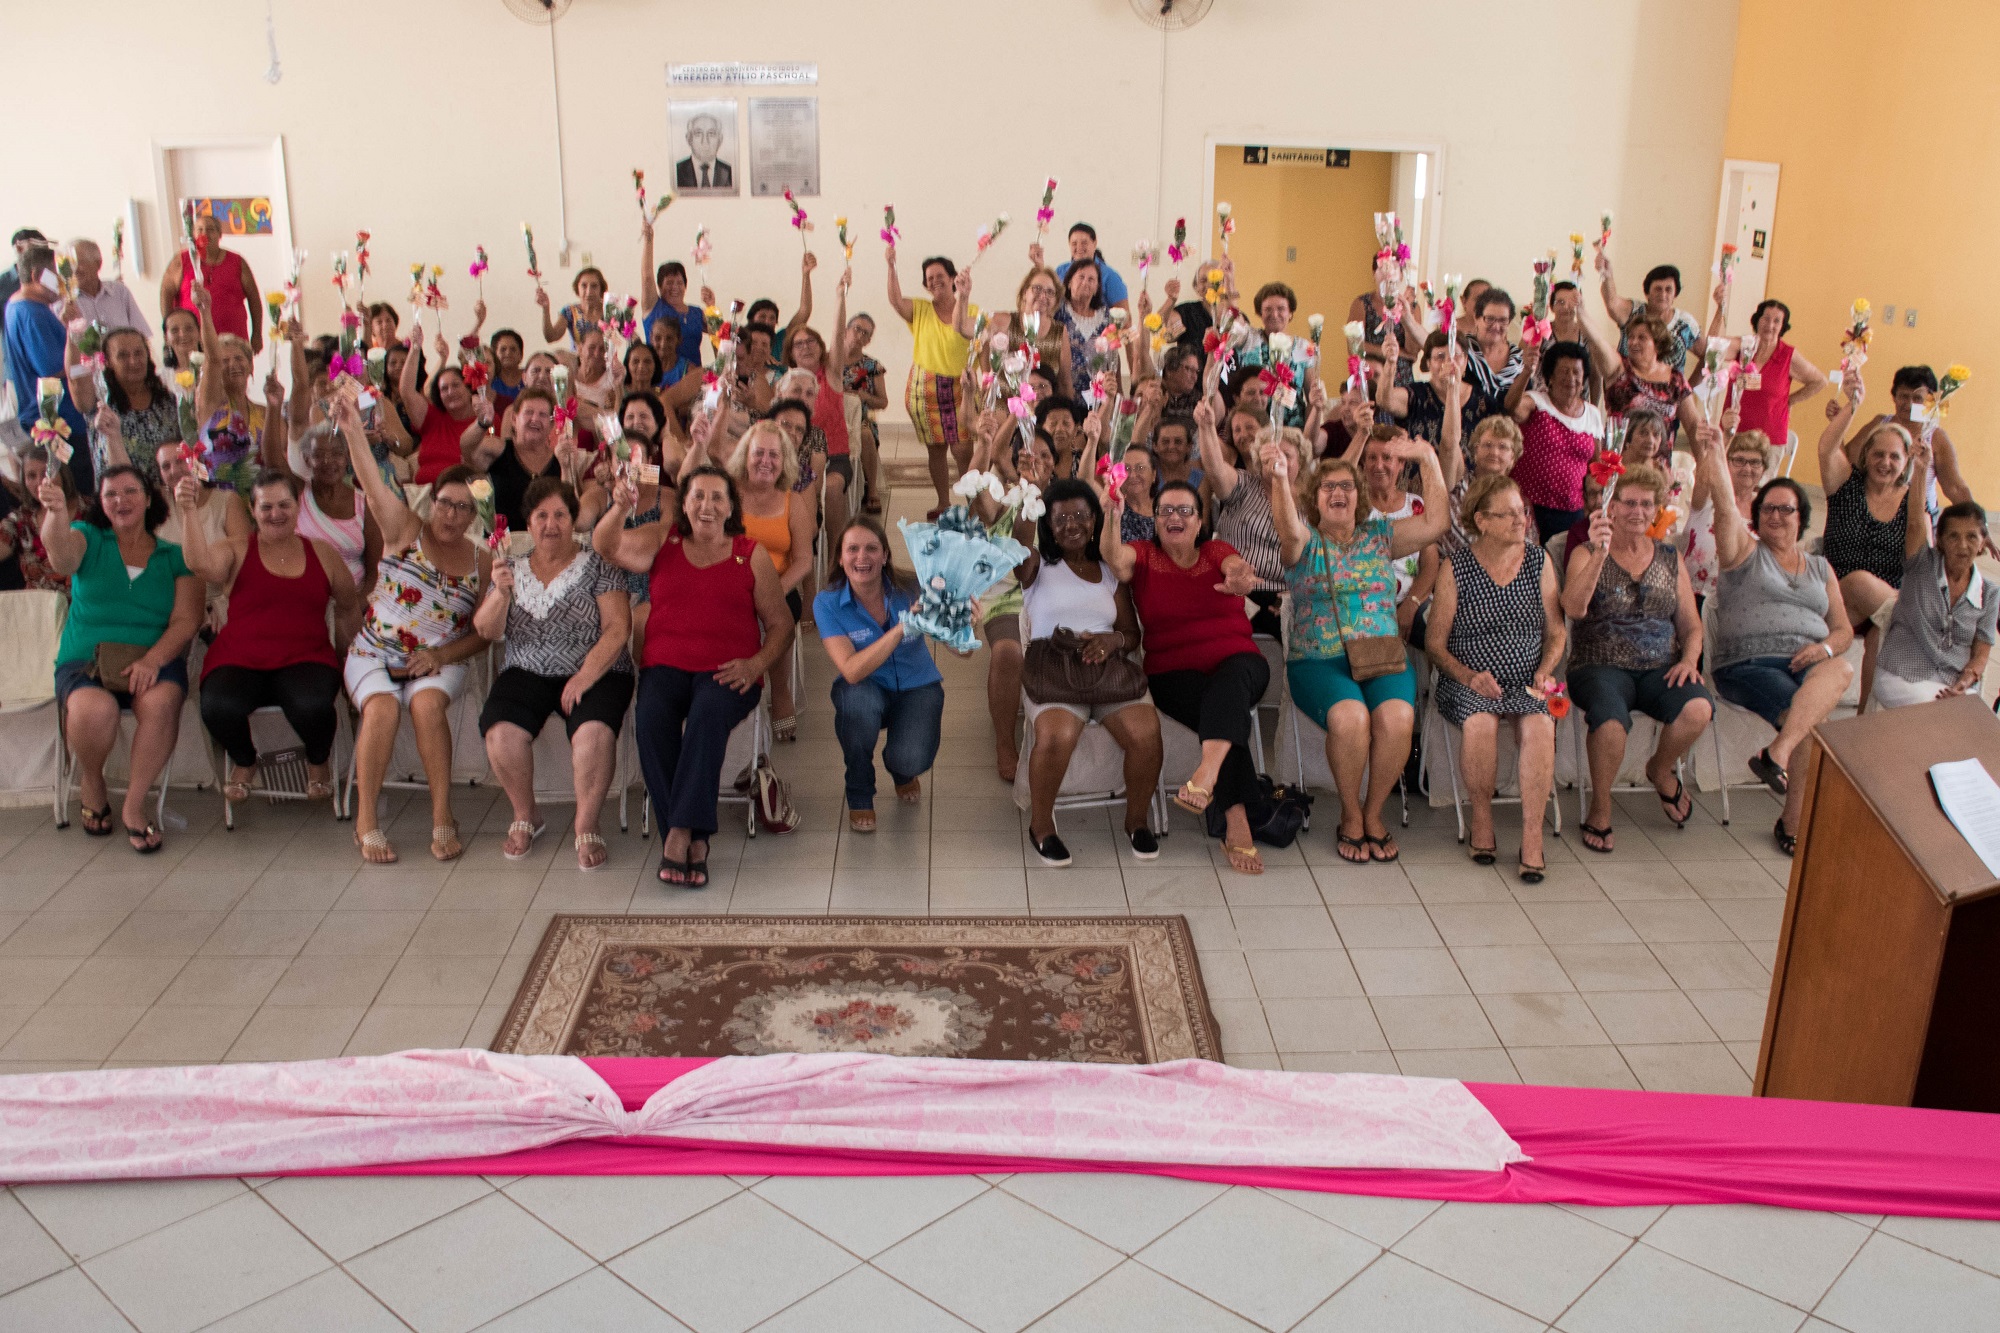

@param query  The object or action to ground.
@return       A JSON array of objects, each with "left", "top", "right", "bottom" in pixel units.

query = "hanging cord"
[{"left": 264, "top": 0, "right": 282, "bottom": 84}]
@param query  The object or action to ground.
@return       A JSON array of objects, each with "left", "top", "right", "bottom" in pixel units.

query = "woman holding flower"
[
  {"left": 887, "top": 248, "right": 976, "bottom": 518},
  {"left": 190, "top": 283, "right": 282, "bottom": 497},
  {"left": 333, "top": 382, "right": 491, "bottom": 864},
  {"left": 0, "top": 447, "right": 78, "bottom": 592},
  {"left": 538, "top": 265, "right": 608, "bottom": 351},
  {"left": 67, "top": 327, "right": 182, "bottom": 486},
  {"left": 1426, "top": 474, "right": 1564, "bottom": 879}
]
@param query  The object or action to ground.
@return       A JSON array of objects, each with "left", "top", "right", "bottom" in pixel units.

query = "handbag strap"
[{"left": 1318, "top": 529, "right": 1356, "bottom": 648}]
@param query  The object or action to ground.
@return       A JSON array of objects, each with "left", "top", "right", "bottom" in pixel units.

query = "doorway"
[
  {"left": 1711, "top": 160, "right": 1780, "bottom": 339},
  {"left": 154, "top": 138, "right": 296, "bottom": 368},
  {"left": 1208, "top": 144, "right": 1437, "bottom": 328}
]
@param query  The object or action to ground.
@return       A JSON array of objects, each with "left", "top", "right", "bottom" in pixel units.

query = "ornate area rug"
[{"left": 494, "top": 915, "right": 1221, "bottom": 1063}]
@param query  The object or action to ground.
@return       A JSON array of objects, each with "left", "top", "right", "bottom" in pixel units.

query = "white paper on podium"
[{"left": 1928, "top": 758, "right": 2000, "bottom": 880}]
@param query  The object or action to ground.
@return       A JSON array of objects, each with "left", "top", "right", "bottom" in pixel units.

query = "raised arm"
[
  {"left": 333, "top": 381, "right": 416, "bottom": 548},
  {"left": 35, "top": 476, "right": 87, "bottom": 575},
  {"left": 952, "top": 270, "right": 976, "bottom": 339},
  {"left": 1505, "top": 342, "right": 1541, "bottom": 421},
  {"left": 398, "top": 324, "right": 430, "bottom": 431},
  {"left": 285, "top": 319, "right": 314, "bottom": 439},
  {"left": 193, "top": 286, "right": 226, "bottom": 418},
  {"left": 1906, "top": 437, "right": 1934, "bottom": 558},
  {"left": 1193, "top": 398, "right": 1241, "bottom": 498},
  {"left": 1100, "top": 488, "right": 1136, "bottom": 582},
  {"left": 638, "top": 218, "right": 660, "bottom": 311},
  {"left": 786, "top": 252, "right": 816, "bottom": 339},
  {"left": 536, "top": 285, "right": 565, "bottom": 345},
  {"left": 1436, "top": 352, "right": 1466, "bottom": 488},
  {"left": 827, "top": 269, "right": 851, "bottom": 380},
  {"left": 1376, "top": 330, "right": 1410, "bottom": 418},
  {"left": 1817, "top": 371, "right": 1863, "bottom": 494},
  {"left": 170, "top": 475, "right": 242, "bottom": 586},
  {"left": 1561, "top": 509, "right": 1613, "bottom": 621},
  {"left": 592, "top": 471, "right": 667, "bottom": 573},
  {"left": 1265, "top": 441, "right": 1308, "bottom": 568},
  {"left": 883, "top": 247, "right": 915, "bottom": 325},
  {"left": 1597, "top": 249, "right": 1634, "bottom": 326},
  {"left": 1386, "top": 439, "right": 1450, "bottom": 557},
  {"left": 1700, "top": 424, "right": 1753, "bottom": 572},
  {"left": 91, "top": 402, "right": 132, "bottom": 469}
]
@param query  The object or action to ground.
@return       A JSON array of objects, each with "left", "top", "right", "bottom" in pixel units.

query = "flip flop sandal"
[
  {"left": 1337, "top": 832, "right": 1371, "bottom": 864},
  {"left": 78, "top": 803, "right": 113, "bottom": 837},
  {"left": 1223, "top": 842, "right": 1264, "bottom": 875},
  {"left": 1747, "top": 749, "right": 1789, "bottom": 796},
  {"left": 1657, "top": 778, "right": 1693, "bottom": 828},
  {"left": 1365, "top": 835, "right": 1399, "bottom": 863},
  {"left": 431, "top": 824, "right": 464, "bottom": 862},
  {"left": 1580, "top": 822, "right": 1616, "bottom": 854},
  {"left": 1773, "top": 816, "right": 1797, "bottom": 856},
  {"left": 503, "top": 819, "right": 547, "bottom": 861},
  {"left": 124, "top": 821, "right": 163, "bottom": 855},
  {"left": 575, "top": 832, "right": 608, "bottom": 871},
  {"left": 1173, "top": 781, "right": 1214, "bottom": 816},
  {"left": 357, "top": 829, "right": 398, "bottom": 864}
]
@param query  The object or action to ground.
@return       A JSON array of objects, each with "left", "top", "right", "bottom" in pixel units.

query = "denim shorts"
[
  {"left": 55, "top": 655, "right": 189, "bottom": 709},
  {"left": 1713, "top": 655, "right": 1808, "bottom": 729}
]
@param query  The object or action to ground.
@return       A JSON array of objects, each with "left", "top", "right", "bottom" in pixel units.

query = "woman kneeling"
[
  {"left": 474, "top": 478, "right": 634, "bottom": 870},
  {"left": 816, "top": 517, "right": 947, "bottom": 832}
]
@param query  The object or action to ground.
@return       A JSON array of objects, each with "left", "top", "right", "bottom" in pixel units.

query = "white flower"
[
  {"left": 1216, "top": 201, "right": 1232, "bottom": 220},
  {"left": 991, "top": 333, "right": 1010, "bottom": 354},
  {"left": 951, "top": 469, "right": 990, "bottom": 500},
  {"left": 1018, "top": 488, "right": 1046, "bottom": 523},
  {"left": 467, "top": 478, "right": 494, "bottom": 502},
  {"left": 985, "top": 473, "right": 1006, "bottom": 503},
  {"left": 1003, "top": 351, "right": 1027, "bottom": 377},
  {"left": 1268, "top": 332, "right": 1293, "bottom": 359},
  {"left": 1307, "top": 313, "right": 1325, "bottom": 335}
]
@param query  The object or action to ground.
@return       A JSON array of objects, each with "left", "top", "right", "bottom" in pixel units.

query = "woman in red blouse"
[{"left": 1103, "top": 479, "right": 1267, "bottom": 873}]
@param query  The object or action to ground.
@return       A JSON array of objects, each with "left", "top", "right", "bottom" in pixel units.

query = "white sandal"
[
  {"left": 502, "top": 819, "right": 546, "bottom": 861},
  {"left": 575, "top": 831, "right": 607, "bottom": 871},
  {"left": 357, "top": 829, "right": 398, "bottom": 864}
]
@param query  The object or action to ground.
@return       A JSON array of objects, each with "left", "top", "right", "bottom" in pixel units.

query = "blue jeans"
[
  {"left": 1713, "top": 655, "right": 1808, "bottom": 729},
  {"left": 831, "top": 677, "right": 944, "bottom": 809}
]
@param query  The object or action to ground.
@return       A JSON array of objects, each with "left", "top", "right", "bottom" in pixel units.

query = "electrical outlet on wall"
[
  {"left": 1884, "top": 305, "right": 1897, "bottom": 324},
  {"left": 1286, "top": 246, "right": 1297, "bottom": 263},
  {"left": 1905, "top": 308, "right": 1919, "bottom": 328}
]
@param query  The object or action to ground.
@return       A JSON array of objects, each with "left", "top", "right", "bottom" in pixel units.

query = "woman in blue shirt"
[{"left": 815, "top": 516, "right": 946, "bottom": 832}]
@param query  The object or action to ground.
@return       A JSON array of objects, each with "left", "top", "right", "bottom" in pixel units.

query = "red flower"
[
  {"left": 1057, "top": 1011, "right": 1084, "bottom": 1032},
  {"left": 1587, "top": 450, "right": 1625, "bottom": 490}
]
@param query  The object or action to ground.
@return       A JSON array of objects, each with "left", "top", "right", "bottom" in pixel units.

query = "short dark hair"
[
  {"left": 1037, "top": 478, "right": 1104, "bottom": 563},
  {"left": 17, "top": 244, "right": 53, "bottom": 283},
  {"left": 1892, "top": 365, "right": 1939, "bottom": 395},
  {"left": 9, "top": 228, "right": 46, "bottom": 247},
  {"left": 1155, "top": 412, "right": 1196, "bottom": 445},
  {"left": 1154, "top": 478, "right": 1209, "bottom": 539},
  {"left": 1475, "top": 288, "right": 1516, "bottom": 320},
  {"left": 618, "top": 390, "right": 666, "bottom": 441},
  {"left": 1067, "top": 222, "right": 1097, "bottom": 242},
  {"left": 1062, "top": 261, "right": 1105, "bottom": 311},
  {"left": 766, "top": 396, "right": 813, "bottom": 426},
  {"left": 250, "top": 467, "right": 301, "bottom": 499},
  {"left": 742, "top": 324, "right": 774, "bottom": 351},
  {"left": 431, "top": 464, "right": 480, "bottom": 499},
  {"left": 920, "top": 256, "right": 957, "bottom": 282},
  {"left": 512, "top": 386, "right": 557, "bottom": 413},
  {"left": 1253, "top": 282, "right": 1297, "bottom": 315},
  {"left": 1551, "top": 280, "right": 1579, "bottom": 300},
  {"left": 655, "top": 259, "right": 688, "bottom": 284},
  {"left": 1161, "top": 345, "right": 1198, "bottom": 379},
  {"left": 1642, "top": 264, "right": 1682, "bottom": 296},
  {"left": 1750, "top": 298, "right": 1791, "bottom": 336},
  {"left": 85, "top": 465, "right": 170, "bottom": 533},
  {"left": 1034, "top": 395, "right": 1084, "bottom": 430},
  {"left": 674, "top": 464, "right": 745, "bottom": 536},
  {"left": 745, "top": 298, "right": 779, "bottom": 324},
  {"left": 1939, "top": 499, "right": 1989, "bottom": 539},
  {"left": 490, "top": 328, "right": 524, "bottom": 354},
  {"left": 1541, "top": 340, "right": 1591, "bottom": 387},
  {"left": 521, "top": 476, "right": 579, "bottom": 521},
  {"left": 1751, "top": 477, "right": 1811, "bottom": 534},
  {"left": 365, "top": 302, "right": 400, "bottom": 328}
]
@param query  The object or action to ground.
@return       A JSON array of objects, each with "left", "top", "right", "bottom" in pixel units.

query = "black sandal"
[
  {"left": 1657, "top": 777, "right": 1693, "bottom": 829},
  {"left": 1518, "top": 860, "right": 1546, "bottom": 884},
  {"left": 1365, "top": 834, "right": 1399, "bottom": 864},
  {"left": 78, "top": 803, "right": 113, "bottom": 837},
  {"left": 1337, "top": 832, "right": 1370, "bottom": 864},
  {"left": 657, "top": 854, "right": 688, "bottom": 886},
  {"left": 123, "top": 821, "right": 163, "bottom": 855},
  {"left": 1580, "top": 822, "right": 1615, "bottom": 854},
  {"left": 685, "top": 840, "right": 710, "bottom": 889},
  {"left": 1773, "top": 816, "right": 1797, "bottom": 856},
  {"left": 1747, "top": 749, "right": 1789, "bottom": 796}
]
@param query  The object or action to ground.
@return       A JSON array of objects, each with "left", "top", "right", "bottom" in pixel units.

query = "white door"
[
  {"left": 1710, "top": 161, "right": 1779, "bottom": 338},
  {"left": 158, "top": 140, "right": 295, "bottom": 367}
]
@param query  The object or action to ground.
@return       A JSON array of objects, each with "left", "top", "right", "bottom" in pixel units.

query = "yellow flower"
[
  {"left": 1568, "top": 232, "right": 1584, "bottom": 244},
  {"left": 467, "top": 478, "right": 494, "bottom": 502},
  {"left": 1947, "top": 364, "right": 1973, "bottom": 383},
  {"left": 1143, "top": 313, "right": 1163, "bottom": 331},
  {"left": 1852, "top": 298, "right": 1871, "bottom": 314},
  {"left": 835, "top": 216, "right": 847, "bottom": 228},
  {"left": 174, "top": 370, "right": 195, "bottom": 389}
]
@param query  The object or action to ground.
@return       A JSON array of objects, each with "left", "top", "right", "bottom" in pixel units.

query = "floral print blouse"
[{"left": 1285, "top": 519, "right": 1399, "bottom": 660}]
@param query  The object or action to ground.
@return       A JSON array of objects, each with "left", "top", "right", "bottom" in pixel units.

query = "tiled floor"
[{"left": 5, "top": 431, "right": 1997, "bottom": 1329}]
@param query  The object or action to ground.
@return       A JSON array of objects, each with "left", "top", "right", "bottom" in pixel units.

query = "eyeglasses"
[
  {"left": 1479, "top": 508, "right": 1527, "bottom": 523},
  {"left": 432, "top": 498, "right": 473, "bottom": 515},
  {"left": 1728, "top": 455, "right": 1765, "bottom": 467},
  {"left": 1609, "top": 496, "right": 1656, "bottom": 510},
  {"left": 1319, "top": 480, "right": 1358, "bottom": 494},
  {"left": 1158, "top": 503, "right": 1198, "bottom": 519},
  {"left": 1049, "top": 511, "right": 1094, "bottom": 528},
  {"left": 1760, "top": 504, "right": 1799, "bottom": 516}
]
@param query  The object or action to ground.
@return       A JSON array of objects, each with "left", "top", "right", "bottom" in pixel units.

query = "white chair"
[
  {"left": 0, "top": 589, "right": 67, "bottom": 820},
  {"left": 1009, "top": 606, "right": 1167, "bottom": 837},
  {"left": 519, "top": 689, "right": 639, "bottom": 833},
  {"left": 1426, "top": 691, "right": 1562, "bottom": 844},
  {"left": 1778, "top": 430, "right": 1800, "bottom": 479},
  {"left": 340, "top": 647, "right": 496, "bottom": 823},
  {"left": 641, "top": 697, "right": 769, "bottom": 840},
  {"left": 1271, "top": 606, "right": 1409, "bottom": 829},
  {"left": 213, "top": 703, "right": 355, "bottom": 829}
]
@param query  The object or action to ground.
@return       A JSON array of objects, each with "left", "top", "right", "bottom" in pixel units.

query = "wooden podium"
[{"left": 1756, "top": 694, "right": 2000, "bottom": 1110}]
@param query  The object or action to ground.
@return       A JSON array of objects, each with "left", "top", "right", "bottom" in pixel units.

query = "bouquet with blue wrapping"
[{"left": 897, "top": 475, "right": 1036, "bottom": 653}]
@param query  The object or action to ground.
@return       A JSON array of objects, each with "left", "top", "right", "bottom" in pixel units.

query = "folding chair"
[
  {"left": 213, "top": 703, "right": 355, "bottom": 829},
  {"left": 1427, "top": 691, "right": 1562, "bottom": 843},
  {"left": 641, "top": 698, "right": 768, "bottom": 840},
  {"left": 518, "top": 689, "right": 637, "bottom": 833},
  {"left": 1274, "top": 608, "right": 1409, "bottom": 829},
  {"left": 0, "top": 590, "right": 67, "bottom": 822}
]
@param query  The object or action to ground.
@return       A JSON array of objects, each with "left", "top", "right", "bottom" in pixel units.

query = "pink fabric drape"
[{"left": 0, "top": 1050, "right": 1524, "bottom": 1184}]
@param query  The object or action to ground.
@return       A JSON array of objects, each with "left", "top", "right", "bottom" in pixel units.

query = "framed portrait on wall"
[
  {"left": 748, "top": 96, "right": 820, "bottom": 197},
  {"left": 669, "top": 99, "right": 740, "bottom": 195}
]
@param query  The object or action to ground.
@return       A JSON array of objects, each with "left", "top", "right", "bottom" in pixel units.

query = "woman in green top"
[{"left": 39, "top": 464, "right": 203, "bottom": 853}]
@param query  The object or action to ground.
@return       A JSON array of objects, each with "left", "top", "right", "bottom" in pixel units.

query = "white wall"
[{"left": 5, "top": 0, "right": 1738, "bottom": 418}]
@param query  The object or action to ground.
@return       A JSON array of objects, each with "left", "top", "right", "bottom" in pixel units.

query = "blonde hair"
[
  {"left": 1726, "top": 428, "right": 1775, "bottom": 471},
  {"left": 1466, "top": 414, "right": 1524, "bottom": 466},
  {"left": 1298, "top": 457, "right": 1363, "bottom": 528},
  {"left": 1614, "top": 462, "right": 1668, "bottom": 507},
  {"left": 727, "top": 420, "right": 800, "bottom": 491},
  {"left": 1460, "top": 473, "right": 1523, "bottom": 533},
  {"left": 1860, "top": 420, "right": 1913, "bottom": 471},
  {"left": 1258, "top": 424, "right": 1311, "bottom": 479},
  {"left": 216, "top": 333, "right": 254, "bottom": 365},
  {"left": 774, "top": 368, "right": 817, "bottom": 402}
]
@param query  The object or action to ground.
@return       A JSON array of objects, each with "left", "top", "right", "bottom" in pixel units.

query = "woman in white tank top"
[{"left": 1011, "top": 478, "right": 1162, "bottom": 868}]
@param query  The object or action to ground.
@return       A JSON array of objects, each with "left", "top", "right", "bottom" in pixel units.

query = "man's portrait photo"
[{"left": 671, "top": 100, "right": 739, "bottom": 195}]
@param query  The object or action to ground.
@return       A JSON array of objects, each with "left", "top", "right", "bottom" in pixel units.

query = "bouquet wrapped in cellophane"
[{"left": 898, "top": 484, "right": 1036, "bottom": 653}]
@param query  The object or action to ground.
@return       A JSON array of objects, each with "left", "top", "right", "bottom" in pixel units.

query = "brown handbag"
[
  {"left": 1022, "top": 627, "right": 1148, "bottom": 707},
  {"left": 89, "top": 642, "right": 150, "bottom": 693},
  {"left": 1322, "top": 551, "right": 1407, "bottom": 683}
]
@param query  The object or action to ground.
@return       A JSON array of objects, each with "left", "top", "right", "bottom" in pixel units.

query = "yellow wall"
[
  {"left": 1723, "top": 0, "right": 1999, "bottom": 493},
  {"left": 1212, "top": 150, "right": 1392, "bottom": 328},
  {"left": 3, "top": 0, "right": 1739, "bottom": 423}
]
